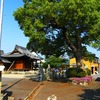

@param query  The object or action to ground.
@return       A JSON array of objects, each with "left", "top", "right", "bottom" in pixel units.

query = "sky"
[
  {"left": 0, "top": 0, "right": 100, "bottom": 58},
  {"left": 1, "top": 0, "right": 29, "bottom": 53}
]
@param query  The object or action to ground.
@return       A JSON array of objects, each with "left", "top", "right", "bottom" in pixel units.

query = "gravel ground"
[
  {"left": 1, "top": 73, "right": 100, "bottom": 100},
  {"left": 2, "top": 73, "right": 40, "bottom": 100},
  {"left": 31, "top": 76, "right": 100, "bottom": 100}
]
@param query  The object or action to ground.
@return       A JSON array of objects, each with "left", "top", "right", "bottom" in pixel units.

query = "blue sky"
[
  {"left": 1, "top": 0, "right": 100, "bottom": 58},
  {"left": 1, "top": 0, "right": 29, "bottom": 53}
]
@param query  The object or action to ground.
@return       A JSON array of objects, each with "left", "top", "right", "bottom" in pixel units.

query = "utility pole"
[
  {"left": 0, "top": 0, "right": 4, "bottom": 51},
  {"left": 0, "top": 0, "right": 4, "bottom": 99}
]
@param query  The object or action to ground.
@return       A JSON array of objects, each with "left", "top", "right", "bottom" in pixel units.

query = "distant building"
[
  {"left": 1, "top": 45, "right": 41, "bottom": 71},
  {"left": 70, "top": 58, "right": 99, "bottom": 74}
]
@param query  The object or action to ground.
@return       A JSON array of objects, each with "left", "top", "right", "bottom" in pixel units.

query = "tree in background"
[
  {"left": 13, "top": 0, "right": 100, "bottom": 67},
  {"left": 42, "top": 55, "right": 68, "bottom": 69}
]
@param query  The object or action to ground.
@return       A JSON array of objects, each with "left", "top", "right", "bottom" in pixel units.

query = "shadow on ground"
[
  {"left": 2, "top": 79, "right": 23, "bottom": 100},
  {"left": 78, "top": 79, "right": 100, "bottom": 100},
  {"left": 78, "top": 88, "right": 100, "bottom": 100},
  {"left": 25, "top": 74, "right": 38, "bottom": 81},
  {"left": 2, "top": 91, "right": 12, "bottom": 100},
  {"left": 95, "top": 77, "right": 100, "bottom": 81}
]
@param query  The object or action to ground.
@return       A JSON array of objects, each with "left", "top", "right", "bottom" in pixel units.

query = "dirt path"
[
  {"left": 2, "top": 74, "right": 100, "bottom": 100},
  {"left": 2, "top": 78, "right": 41, "bottom": 100},
  {"left": 31, "top": 79, "right": 100, "bottom": 100}
]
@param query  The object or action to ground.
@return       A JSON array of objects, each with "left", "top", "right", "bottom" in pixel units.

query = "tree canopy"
[
  {"left": 42, "top": 55, "right": 68, "bottom": 68},
  {"left": 13, "top": 0, "right": 100, "bottom": 67}
]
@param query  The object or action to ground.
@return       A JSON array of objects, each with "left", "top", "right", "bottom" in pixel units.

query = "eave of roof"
[
  {"left": 1, "top": 53, "right": 25, "bottom": 58},
  {"left": 2, "top": 58, "right": 11, "bottom": 63}
]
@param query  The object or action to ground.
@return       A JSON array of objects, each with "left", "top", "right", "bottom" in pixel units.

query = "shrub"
[
  {"left": 67, "top": 67, "right": 86, "bottom": 78},
  {"left": 42, "top": 55, "right": 68, "bottom": 69},
  {"left": 85, "top": 68, "right": 91, "bottom": 75},
  {"left": 76, "top": 68, "right": 86, "bottom": 77},
  {"left": 67, "top": 68, "right": 77, "bottom": 77}
]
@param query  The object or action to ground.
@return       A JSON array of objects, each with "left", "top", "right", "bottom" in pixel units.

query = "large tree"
[{"left": 13, "top": 0, "right": 100, "bottom": 67}]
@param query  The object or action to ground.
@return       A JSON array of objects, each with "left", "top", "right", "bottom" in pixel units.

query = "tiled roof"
[{"left": 1, "top": 45, "right": 41, "bottom": 60}]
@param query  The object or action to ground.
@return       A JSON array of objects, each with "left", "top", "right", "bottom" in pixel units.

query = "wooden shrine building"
[{"left": 1, "top": 45, "right": 41, "bottom": 71}]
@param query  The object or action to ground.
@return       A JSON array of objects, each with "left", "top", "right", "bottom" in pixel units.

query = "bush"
[
  {"left": 85, "top": 68, "right": 91, "bottom": 75},
  {"left": 67, "top": 67, "right": 86, "bottom": 78},
  {"left": 67, "top": 68, "right": 77, "bottom": 77},
  {"left": 42, "top": 55, "right": 68, "bottom": 69}
]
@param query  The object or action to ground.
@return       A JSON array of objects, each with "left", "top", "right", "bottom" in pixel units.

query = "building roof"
[{"left": 1, "top": 45, "right": 41, "bottom": 60}]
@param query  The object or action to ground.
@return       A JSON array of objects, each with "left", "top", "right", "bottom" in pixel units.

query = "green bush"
[
  {"left": 67, "top": 68, "right": 76, "bottom": 77},
  {"left": 67, "top": 67, "right": 86, "bottom": 78},
  {"left": 85, "top": 68, "right": 91, "bottom": 75},
  {"left": 42, "top": 55, "right": 68, "bottom": 69}
]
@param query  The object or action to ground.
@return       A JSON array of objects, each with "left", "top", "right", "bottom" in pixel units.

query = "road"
[
  {"left": 31, "top": 74, "right": 100, "bottom": 100},
  {"left": 1, "top": 73, "right": 40, "bottom": 100},
  {"left": 1, "top": 73, "right": 100, "bottom": 100}
]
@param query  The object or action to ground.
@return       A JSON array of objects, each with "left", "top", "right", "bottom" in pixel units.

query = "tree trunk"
[
  {"left": 62, "top": 28, "right": 83, "bottom": 68},
  {"left": 74, "top": 52, "right": 82, "bottom": 68}
]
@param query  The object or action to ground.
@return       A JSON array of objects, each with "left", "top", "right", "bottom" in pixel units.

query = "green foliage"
[
  {"left": 13, "top": 0, "right": 100, "bottom": 65},
  {"left": 67, "top": 68, "right": 86, "bottom": 78},
  {"left": 42, "top": 55, "right": 68, "bottom": 68},
  {"left": 42, "top": 61, "right": 48, "bottom": 69},
  {"left": 84, "top": 51, "right": 96, "bottom": 62},
  {"left": 91, "top": 41, "right": 100, "bottom": 51},
  {"left": 85, "top": 68, "right": 91, "bottom": 75}
]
